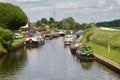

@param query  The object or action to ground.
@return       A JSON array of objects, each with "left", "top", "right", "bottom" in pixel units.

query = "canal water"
[{"left": 0, "top": 37, "right": 120, "bottom": 80}]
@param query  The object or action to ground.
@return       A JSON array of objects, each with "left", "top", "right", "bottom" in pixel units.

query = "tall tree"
[
  {"left": 49, "top": 17, "right": 55, "bottom": 24},
  {"left": 61, "top": 17, "right": 76, "bottom": 30},
  {"left": 56, "top": 21, "right": 62, "bottom": 29},
  {"left": 40, "top": 18, "right": 48, "bottom": 24},
  {"left": 0, "top": 2, "right": 27, "bottom": 30},
  {"left": 36, "top": 20, "right": 42, "bottom": 27}
]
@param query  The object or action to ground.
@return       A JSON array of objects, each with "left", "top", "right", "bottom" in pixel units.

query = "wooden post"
[{"left": 108, "top": 42, "right": 110, "bottom": 54}]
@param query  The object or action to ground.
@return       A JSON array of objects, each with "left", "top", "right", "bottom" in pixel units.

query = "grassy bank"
[
  {"left": 0, "top": 45, "right": 7, "bottom": 53},
  {"left": 0, "top": 38, "right": 25, "bottom": 53},
  {"left": 81, "top": 27, "right": 120, "bottom": 64},
  {"left": 12, "top": 38, "right": 25, "bottom": 46}
]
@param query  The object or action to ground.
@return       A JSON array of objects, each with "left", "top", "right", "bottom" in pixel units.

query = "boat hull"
[
  {"left": 25, "top": 39, "right": 45, "bottom": 47},
  {"left": 26, "top": 41, "right": 39, "bottom": 47},
  {"left": 45, "top": 34, "right": 53, "bottom": 40},
  {"left": 76, "top": 52, "right": 94, "bottom": 60},
  {"left": 70, "top": 46, "right": 77, "bottom": 54}
]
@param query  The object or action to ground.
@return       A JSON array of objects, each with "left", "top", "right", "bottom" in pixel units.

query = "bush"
[
  {"left": 0, "top": 27, "right": 14, "bottom": 51},
  {"left": 38, "top": 27, "right": 46, "bottom": 31}
]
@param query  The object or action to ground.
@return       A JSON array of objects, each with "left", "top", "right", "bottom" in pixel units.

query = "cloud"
[
  {"left": 97, "top": 0, "right": 108, "bottom": 8},
  {"left": 64, "top": 9, "right": 78, "bottom": 14},
  {"left": 56, "top": 2, "right": 83, "bottom": 9},
  {"left": 103, "top": 5, "right": 113, "bottom": 12},
  {"left": 0, "top": 0, "right": 7, "bottom": 2},
  {"left": 16, "top": 0, "right": 42, "bottom": 3},
  {"left": 2, "top": 0, "right": 119, "bottom": 23},
  {"left": 98, "top": 0, "right": 106, "bottom": 6},
  {"left": 27, "top": 6, "right": 52, "bottom": 12},
  {"left": 116, "top": 0, "right": 120, "bottom": 5}
]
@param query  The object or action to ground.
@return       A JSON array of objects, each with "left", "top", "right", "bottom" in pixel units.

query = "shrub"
[
  {"left": 0, "top": 27, "right": 14, "bottom": 51},
  {"left": 38, "top": 27, "right": 46, "bottom": 31}
]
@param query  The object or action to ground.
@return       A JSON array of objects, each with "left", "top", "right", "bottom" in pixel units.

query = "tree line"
[
  {"left": 36, "top": 17, "right": 93, "bottom": 31},
  {"left": 96, "top": 19, "right": 120, "bottom": 27}
]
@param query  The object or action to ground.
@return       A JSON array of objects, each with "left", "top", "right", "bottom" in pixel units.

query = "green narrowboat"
[{"left": 76, "top": 45, "right": 93, "bottom": 57}]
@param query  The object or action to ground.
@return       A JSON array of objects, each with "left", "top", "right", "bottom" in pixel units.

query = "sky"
[{"left": 0, "top": 0, "right": 120, "bottom": 23}]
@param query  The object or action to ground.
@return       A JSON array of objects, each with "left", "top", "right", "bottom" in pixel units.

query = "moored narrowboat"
[
  {"left": 45, "top": 34, "right": 53, "bottom": 40},
  {"left": 70, "top": 43, "right": 77, "bottom": 54},
  {"left": 76, "top": 45, "right": 94, "bottom": 59},
  {"left": 25, "top": 35, "right": 45, "bottom": 47}
]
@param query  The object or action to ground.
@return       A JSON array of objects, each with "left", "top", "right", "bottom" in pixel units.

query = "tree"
[
  {"left": 75, "top": 22, "right": 81, "bottom": 30},
  {"left": 96, "top": 19, "right": 120, "bottom": 27},
  {"left": 0, "top": 2, "right": 27, "bottom": 30},
  {"left": 56, "top": 21, "right": 62, "bottom": 29},
  {"left": 61, "top": 17, "right": 76, "bottom": 30},
  {"left": 67, "top": 17, "right": 76, "bottom": 29},
  {"left": 38, "top": 27, "right": 46, "bottom": 32},
  {"left": 48, "top": 17, "right": 55, "bottom": 24},
  {"left": 36, "top": 20, "right": 42, "bottom": 27},
  {"left": 0, "top": 27, "right": 14, "bottom": 51},
  {"left": 40, "top": 18, "right": 48, "bottom": 24}
]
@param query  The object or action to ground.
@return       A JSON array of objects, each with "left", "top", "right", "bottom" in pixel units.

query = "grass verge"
[
  {"left": 85, "top": 42, "right": 120, "bottom": 64},
  {"left": 12, "top": 38, "right": 25, "bottom": 46},
  {"left": 0, "top": 38, "right": 25, "bottom": 53},
  {"left": 81, "top": 27, "right": 120, "bottom": 64}
]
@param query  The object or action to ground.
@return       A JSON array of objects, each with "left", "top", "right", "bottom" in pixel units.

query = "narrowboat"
[
  {"left": 25, "top": 35, "right": 45, "bottom": 47},
  {"left": 45, "top": 34, "right": 53, "bottom": 40},
  {"left": 59, "top": 30, "right": 65, "bottom": 36},
  {"left": 53, "top": 32, "right": 60, "bottom": 38},
  {"left": 64, "top": 35, "right": 74, "bottom": 45},
  {"left": 76, "top": 45, "right": 94, "bottom": 59},
  {"left": 70, "top": 43, "right": 77, "bottom": 54}
]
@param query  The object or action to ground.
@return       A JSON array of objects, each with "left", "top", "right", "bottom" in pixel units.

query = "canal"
[{"left": 0, "top": 37, "right": 120, "bottom": 80}]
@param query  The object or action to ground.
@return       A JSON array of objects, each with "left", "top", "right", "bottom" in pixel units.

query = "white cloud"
[
  {"left": 1, "top": 0, "right": 119, "bottom": 23},
  {"left": 56, "top": 2, "right": 82, "bottom": 9},
  {"left": 27, "top": 6, "right": 51, "bottom": 12},
  {"left": 17, "top": 0, "right": 42, "bottom": 2},
  {"left": 64, "top": 9, "right": 77, "bottom": 14},
  {"left": 98, "top": 0, "right": 106, "bottom": 7},
  {"left": 0, "top": 0, "right": 7, "bottom": 2},
  {"left": 103, "top": 5, "right": 113, "bottom": 12},
  {"left": 116, "top": 0, "right": 120, "bottom": 5},
  {"left": 84, "top": 8, "right": 91, "bottom": 11},
  {"left": 82, "top": 8, "right": 98, "bottom": 14}
]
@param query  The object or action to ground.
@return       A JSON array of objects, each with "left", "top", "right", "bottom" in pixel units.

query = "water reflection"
[
  {"left": 72, "top": 54, "right": 93, "bottom": 71},
  {"left": 71, "top": 54, "right": 120, "bottom": 80},
  {"left": 80, "top": 60, "right": 93, "bottom": 70},
  {"left": 0, "top": 47, "right": 27, "bottom": 79}
]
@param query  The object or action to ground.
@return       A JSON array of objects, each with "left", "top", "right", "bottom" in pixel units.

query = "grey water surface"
[{"left": 0, "top": 37, "right": 120, "bottom": 80}]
